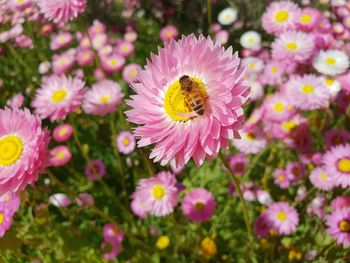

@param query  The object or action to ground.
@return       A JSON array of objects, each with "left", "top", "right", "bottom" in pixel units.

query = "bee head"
[{"left": 179, "top": 75, "right": 190, "bottom": 85}]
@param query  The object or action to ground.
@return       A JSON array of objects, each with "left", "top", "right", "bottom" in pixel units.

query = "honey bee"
[{"left": 179, "top": 75, "right": 208, "bottom": 117}]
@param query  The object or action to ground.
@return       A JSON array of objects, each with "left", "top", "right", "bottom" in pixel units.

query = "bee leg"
[{"left": 178, "top": 112, "right": 197, "bottom": 120}]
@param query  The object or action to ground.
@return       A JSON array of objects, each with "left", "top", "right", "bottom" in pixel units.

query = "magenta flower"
[
  {"left": 181, "top": 188, "right": 216, "bottom": 223},
  {"left": 50, "top": 32, "right": 73, "bottom": 50},
  {"left": 228, "top": 153, "right": 248, "bottom": 176},
  {"left": 37, "top": 0, "right": 87, "bottom": 23},
  {"left": 323, "top": 144, "right": 350, "bottom": 188},
  {"left": 326, "top": 208, "right": 350, "bottom": 247},
  {"left": 309, "top": 167, "right": 334, "bottom": 191},
  {"left": 52, "top": 124, "right": 73, "bottom": 142},
  {"left": 266, "top": 202, "right": 299, "bottom": 235},
  {"left": 273, "top": 168, "right": 292, "bottom": 189},
  {"left": 84, "top": 160, "right": 106, "bottom": 181},
  {"left": 0, "top": 108, "right": 50, "bottom": 195},
  {"left": 116, "top": 131, "right": 136, "bottom": 155},
  {"left": 126, "top": 34, "right": 249, "bottom": 167},
  {"left": 31, "top": 75, "right": 86, "bottom": 122},
  {"left": 331, "top": 196, "right": 350, "bottom": 212},
  {"left": 325, "top": 129, "right": 350, "bottom": 149},
  {"left": 76, "top": 193, "right": 94, "bottom": 207},
  {"left": 130, "top": 191, "right": 149, "bottom": 219},
  {"left": 82, "top": 80, "right": 123, "bottom": 116}
]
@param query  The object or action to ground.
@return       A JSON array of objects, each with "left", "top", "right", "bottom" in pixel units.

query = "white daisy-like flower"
[
  {"left": 313, "top": 50, "right": 349, "bottom": 76},
  {"left": 248, "top": 79, "right": 264, "bottom": 101},
  {"left": 242, "top": 57, "right": 264, "bottom": 74},
  {"left": 321, "top": 77, "right": 341, "bottom": 99},
  {"left": 240, "top": 31, "right": 261, "bottom": 50},
  {"left": 218, "top": 7, "right": 238, "bottom": 25}
]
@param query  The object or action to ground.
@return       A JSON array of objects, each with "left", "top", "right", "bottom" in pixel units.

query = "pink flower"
[
  {"left": 286, "top": 161, "right": 305, "bottom": 181},
  {"left": 273, "top": 168, "right": 292, "bottom": 189},
  {"left": 52, "top": 123, "right": 73, "bottom": 142},
  {"left": 116, "top": 40, "right": 135, "bottom": 57},
  {"left": 49, "top": 193, "right": 71, "bottom": 207},
  {"left": 50, "top": 32, "right": 73, "bottom": 50},
  {"left": 116, "top": 131, "right": 136, "bottom": 155},
  {"left": 103, "top": 223, "right": 124, "bottom": 244},
  {"left": 132, "top": 172, "right": 178, "bottom": 217},
  {"left": 122, "top": 63, "right": 141, "bottom": 84},
  {"left": 325, "top": 129, "right": 350, "bottom": 149},
  {"left": 31, "top": 75, "right": 86, "bottom": 122},
  {"left": 266, "top": 202, "right": 299, "bottom": 235},
  {"left": 76, "top": 193, "right": 94, "bottom": 207},
  {"left": 285, "top": 74, "right": 329, "bottom": 110},
  {"left": 130, "top": 191, "right": 149, "bottom": 218},
  {"left": 215, "top": 30, "right": 229, "bottom": 45},
  {"left": 76, "top": 49, "right": 94, "bottom": 67},
  {"left": 101, "top": 54, "right": 125, "bottom": 74},
  {"left": 88, "top": 20, "right": 106, "bottom": 38},
  {"left": 37, "top": 0, "right": 87, "bottom": 23},
  {"left": 228, "top": 153, "right": 248, "bottom": 176},
  {"left": 307, "top": 195, "right": 326, "bottom": 218},
  {"left": 0, "top": 194, "right": 20, "bottom": 237},
  {"left": 255, "top": 213, "right": 273, "bottom": 238},
  {"left": 326, "top": 208, "right": 350, "bottom": 247},
  {"left": 261, "top": 60, "right": 286, "bottom": 86},
  {"left": 49, "top": 145, "right": 72, "bottom": 167},
  {"left": 0, "top": 108, "right": 50, "bottom": 195},
  {"left": 85, "top": 160, "right": 106, "bottom": 181},
  {"left": 160, "top": 25, "right": 178, "bottom": 42},
  {"left": 7, "top": 93, "right": 24, "bottom": 109},
  {"left": 232, "top": 128, "right": 267, "bottom": 154},
  {"left": 262, "top": 1, "right": 301, "bottom": 35},
  {"left": 309, "top": 167, "right": 334, "bottom": 191},
  {"left": 181, "top": 188, "right": 216, "bottom": 222},
  {"left": 271, "top": 31, "right": 314, "bottom": 63},
  {"left": 323, "top": 144, "right": 350, "bottom": 188},
  {"left": 263, "top": 93, "right": 295, "bottom": 122},
  {"left": 52, "top": 51, "right": 75, "bottom": 74},
  {"left": 297, "top": 7, "right": 321, "bottom": 31},
  {"left": 126, "top": 34, "right": 249, "bottom": 167},
  {"left": 101, "top": 241, "right": 122, "bottom": 260},
  {"left": 124, "top": 31, "right": 137, "bottom": 42},
  {"left": 331, "top": 196, "right": 350, "bottom": 211},
  {"left": 82, "top": 80, "right": 123, "bottom": 116}
]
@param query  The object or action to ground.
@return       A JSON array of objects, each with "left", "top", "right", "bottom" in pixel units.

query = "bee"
[{"left": 179, "top": 75, "right": 207, "bottom": 117}]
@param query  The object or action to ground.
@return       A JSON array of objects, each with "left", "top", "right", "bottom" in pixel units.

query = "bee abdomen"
[{"left": 186, "top": 93, "right": 205, "bottom": 115}]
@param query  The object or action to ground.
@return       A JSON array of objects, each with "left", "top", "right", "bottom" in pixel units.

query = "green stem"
[
  {"left": 139, "top": 148, "right": 155, "bottom": 177},
  {"left": 219, "top": 152, "right": 254, "bottom": 259}
]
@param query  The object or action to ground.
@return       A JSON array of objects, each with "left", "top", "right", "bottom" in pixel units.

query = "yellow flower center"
[
  {"left": 156, "top": 236, "right": 170, "bottom": 250},
  {"left": 164, "top": 76, "right": 207, "bottom": 122},
  {"left": 0, "top": 135, "right": 23, "bottom": 166},
  {"left": 129, "top": 69, "right": 137, "bottom": 77},
  {"left": 16, "top": 0, "right": 25, "bottom": 3},
  {"left": 123, "top": 138, "right": 130, "bottom": 146},
  {"left": 338, "top": 158, "right": 350, "bottom": 173},
  {"left": 57, "top": 36, "right": 67, "bottom": 44},
  {"left": 302, "top": 85, "right": 314, "bottom": 94},
  {"left": 121, "top": 45, "right": 130, "bottom": 52},
  {"left": 58, "top": 127, "right": 68, "bottom": 136},
  {"left": 339, "top": 220, "right": 350, "bottom": 232},
  {"left": 325, "top": 78, "right": 335, "bottom": 85},
  {"left": 56, "top": 151, "right": 66, "bottom": 160},
  {"left": 51, "top": 89, "right": 67, "bottom": 103},
  {"left": 319, "top": 172, "right": 327, "bottom": 181},
  {"left": 285, "top": 42, "right": 298, "bottom": 51},
  {"left": 277, "top": 211, "right": 287, "bottom": 221},
  {"left": 271, "top": 66, "right": 279, "bottom": 74},
  {"left": 249, "top": 63, "right": 255, "bottom": 69},
  {"left": 300, "top": 14, "right": 312, "bottom": 24},
  {"left": 274, "top": 102, "right": 285, "bottom": 113},
  {"left": 109, "top": 59, "right": 118, "bottom": 66},
  {"left": 0, "top": 213, "right": 4, "bottom": 225},
  {"left": 325, "top": 58, "right": 336, "bottom": 65},
  {"left": 282, "top": 121, "right": 297, "bottom": 132},
  {"left": 246, "top": 132, "right": 256, "bottom": 141},
  {"left": 275, "top": 10, "right": 289, "bottom": 23},
  {"left": 99, "top": 95, "right": 110, "bottom": 103},
  {"left": 152, "top": 185, "right": 165, "bottom": 199},
  {"left": 195, "top": 201, "right": 205, "bottom": 211},
  {"left": 58, "top": 59, "right": 67, "bottom": 66},
  {"left": 279, "top": 175, "right": 285, "bottom": 182}
]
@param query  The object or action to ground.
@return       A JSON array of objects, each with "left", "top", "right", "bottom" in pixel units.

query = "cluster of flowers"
[{"left": 131, "top": 171, "right": 216, "bottom": 223}]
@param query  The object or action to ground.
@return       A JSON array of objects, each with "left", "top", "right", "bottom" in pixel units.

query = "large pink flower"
[
  {"left": 37, "top": 0, "right": 87, "bottom": 23},
  {"left": 125, "top": 34, "right": 250, "bottom": 167},
  {"left": 0, "top": 108, "right": 50, "bottom": 195}
]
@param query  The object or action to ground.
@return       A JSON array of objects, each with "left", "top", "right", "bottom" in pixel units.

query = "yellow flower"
[
  {"left": 156, "top": 236, "right": 170, "bottom": 250},
  {"left": 201, "top": 237, "right": 217, "bottom": 257}
]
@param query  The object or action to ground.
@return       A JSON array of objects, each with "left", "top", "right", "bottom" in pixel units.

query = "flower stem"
[
  {"left": 139, "top": 148, "right": 155, "bottom": 177},
  {"left": 207, "top": 0, "right": 212, "bottom": 34},
  {"left": 219, "top": 151, "right": 255, "bottom": 259}
]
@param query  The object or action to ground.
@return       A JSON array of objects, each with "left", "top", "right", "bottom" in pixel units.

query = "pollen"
[
  {"left": 152, "top": 185, "right": 165, "bottom": 200},
  {"left": 275, "top": 10, "right": 289, "bottom": 23},
  {"left": 338, "top": 158, "right": 350, "bottom": 173},
  {"left": 277, "top": 211, "right": 287, "bottom": 222},
  {"left": 51, "top": 89, "right": 67, "bottom": 103},
  {"left": 301, "top": 85, "right": 314, "bottom": 94}
]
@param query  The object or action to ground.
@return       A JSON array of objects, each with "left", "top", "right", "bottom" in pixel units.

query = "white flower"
[
  {"left": 218, "top": 7, "right": 238, "bottom": 25},
  {"left": 321, "top": 77, "right": 341, "bottom": 99},
  {"left": 49, "top": 193, "right": 71, "bottom": 207},
  {"left": 240, "top": 31, "right": 261, "bottom": 49},
  {"left": 248, "top": 79, "right": 264, "bottom": 101},
  {"left": 313, "top": 50, "right": 349, "bottom": 76}
]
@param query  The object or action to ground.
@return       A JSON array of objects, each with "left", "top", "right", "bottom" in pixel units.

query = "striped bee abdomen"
[{"left": 186, "top": 92, "right": 205, "bottom": 115}]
